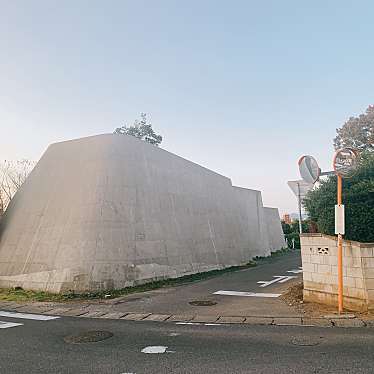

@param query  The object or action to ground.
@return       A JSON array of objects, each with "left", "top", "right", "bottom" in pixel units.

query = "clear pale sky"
[{"left": 1, "top": 1, "right": 373, "bottom": 214}]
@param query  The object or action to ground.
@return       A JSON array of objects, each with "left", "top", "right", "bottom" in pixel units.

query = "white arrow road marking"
[
  {"left": 141, "top": 346, "right": 174, "bottom": 354},
  {"left": 287, "top": 267, "right": 303, "bottom": 274},
  {"left": 0, "top": 311, "right": 59, "bottom": 321},
  {"left": 277, "top": 276, "right": 297, "bottom": 283},
  {"left": 257, "top": 275, "right": 297, "bottom": 287},
  {"left": 213, "top": 291, "right": 281, "bottom": 298},
  {"left": 257, "top": 276, "right": 288, "bottom": 287},
  {"left": 0, "top": 321, "right": 23, "bottom": 329}
]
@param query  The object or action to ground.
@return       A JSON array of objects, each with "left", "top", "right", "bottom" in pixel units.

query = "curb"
[{"left": 0, "top": 302, "right": 370, "bottom": 328}]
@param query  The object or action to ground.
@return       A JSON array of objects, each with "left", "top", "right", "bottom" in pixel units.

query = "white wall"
[{"left": 0, "top": 134, "right": 285, "bottom": 292}]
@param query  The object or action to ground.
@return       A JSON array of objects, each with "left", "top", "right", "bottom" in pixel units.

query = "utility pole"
[
  {"left": 297, "top": 181, "right": 303, "bottom": 234},
  {"left": 298, "top": 148, "right": 358, "bottom": 314},
  {"left": 337, "top": 175, "right": 343, "bottom": 313}
]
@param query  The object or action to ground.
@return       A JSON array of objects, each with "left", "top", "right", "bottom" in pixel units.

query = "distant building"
[{"left": 283, "top": 214, "right": 292, "bottom": 224}]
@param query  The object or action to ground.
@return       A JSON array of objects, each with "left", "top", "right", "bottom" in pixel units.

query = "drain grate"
[
  {"left": 64, "top": 330, "right": 113, "bottom": 344},
  {"left": 291, "top": 336, "right": 323, "bottom": 346},
  {"left": 189, "top": 300, "right": 217, "bottom": 306}
]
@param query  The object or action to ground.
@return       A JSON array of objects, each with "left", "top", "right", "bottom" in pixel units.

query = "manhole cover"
[
  {"left": 291, "top": 336, "right": 323, "bottom": 346},
  {"left": 189, "top": 300, "right": 217, "bottom": 306},
  {"left": 64, "top": 330, "right": 113, "bottom": 344}
]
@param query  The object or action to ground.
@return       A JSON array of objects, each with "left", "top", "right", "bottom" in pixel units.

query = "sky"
[{"left": 1, "top": 0, "right": 373, "bottom": 214}]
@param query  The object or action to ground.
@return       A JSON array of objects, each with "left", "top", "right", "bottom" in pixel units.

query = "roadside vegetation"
[
  {"left": 304, "top": 151, "right": 374, "bottom": 242},
  {"left": 281, "top": 220, "right": 309, "bottom": 249},
  {"left": 303, "top": 106, "right": 374, "bottom": 243}
]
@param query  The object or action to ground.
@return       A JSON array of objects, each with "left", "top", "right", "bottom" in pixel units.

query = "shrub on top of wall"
[{"left": 303, "top": 151, "right": 374, "bottom": 243}]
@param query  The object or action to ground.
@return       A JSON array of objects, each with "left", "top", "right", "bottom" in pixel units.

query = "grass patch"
[
  {"left": 0, "top": 287, "right": 66, "bottom": 302},
  {"left": 0, "top": 247, "right": 296, "bottom": 303}
]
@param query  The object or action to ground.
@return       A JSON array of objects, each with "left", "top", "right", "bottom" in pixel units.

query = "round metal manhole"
[
  {"left": 189, "top": 300, "right": 217, "bottom": 306},
  {"left": 291, "top": 336, "right": 323, "bottom": 347},
  {"left": 64, "top": 330, "right": 113, "bottom": 344}
]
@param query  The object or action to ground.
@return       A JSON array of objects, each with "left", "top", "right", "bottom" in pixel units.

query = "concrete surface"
[
  {"left": 0, "top": 134, "right": 285, "bottom": 292},
  {"left": 1, "top": 313, "right": 374, "bottom": 373}
]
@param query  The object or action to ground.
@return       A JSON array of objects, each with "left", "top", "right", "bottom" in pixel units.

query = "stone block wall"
[{"left": 301, "top": 233, "right": 374, "bottom": 311}]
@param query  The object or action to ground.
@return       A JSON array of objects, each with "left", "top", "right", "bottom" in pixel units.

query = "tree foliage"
[
  {"left": 114, "top": 113, "right": 163, "bottom": 146},
  {"left": 303, "top": 152, "right": 374, "bottom": 242},
  {"left": 282, "top": 220, "right": 309, "bottom": 248},
  {"left": 334, "top": 105, "right": 374, "bottom": 152},
  {"left": 0, "top": 160, "right": 35, "bottom": 213}
]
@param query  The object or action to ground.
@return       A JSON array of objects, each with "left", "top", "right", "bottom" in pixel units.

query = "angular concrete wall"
[
  {"left": 0, "top": 134, "right": 285, "bottom": 292},
  {"left": 263, "top": 207, "right": 286, "bottom": 252}
]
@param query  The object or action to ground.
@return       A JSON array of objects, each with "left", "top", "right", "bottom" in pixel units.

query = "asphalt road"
[
  {"left": 1, "top": 315, "right": 374, "bottom": 374},
  {"left": 108, "top": 251, "right": 303, "bottom": 317}
]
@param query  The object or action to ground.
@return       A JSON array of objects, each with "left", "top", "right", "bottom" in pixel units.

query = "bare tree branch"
[{"left": 0, "top": 159, "right": 35, "bottom": 213}]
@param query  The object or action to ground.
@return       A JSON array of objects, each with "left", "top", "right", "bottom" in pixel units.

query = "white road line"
[
  {"left": 287, "top": 267, "right": 303, "bottom": 274},
  {"left": 0, "top": 321, "right": 24, "bottom": 329},
  {"left": 175, "top": 322, "right": 223, "bottom": 326},
  {"left": 141, "top": 346, "right": 169, "bottom": 354},
  {"left": 213, "top": 291, "right": 281, "bottom": 298},
  {"left": 277, "top": 276, "right": 297, "bottom": 283},
  {"left": 257, "top": 275, "right": 298, "bottom": 287},
  {"left": 257, "top": 276, "right": 287, "bottom": 287},
  {"left": 0, "top": 311, "right": 60, "bottom": 321}
]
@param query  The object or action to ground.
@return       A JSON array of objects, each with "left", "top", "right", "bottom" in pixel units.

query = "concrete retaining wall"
[
  {"left": 0, "top": 134, "right": 285, "bottom": 292},
  {"left": 264, "top": 207, "right": 285, "bottom": 253},
  {"left": 301, "top": 233, "right": 374, "bottom": 311}
]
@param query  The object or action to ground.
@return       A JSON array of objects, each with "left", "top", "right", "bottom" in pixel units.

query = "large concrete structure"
[{"left": 0, "top": 134, "right": 285, "bottom": 293}]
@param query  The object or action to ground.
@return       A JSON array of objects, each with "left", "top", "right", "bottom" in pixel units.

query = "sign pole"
[
  {"left": 297, "top": 182, "right": 303, "bottom": 234},
  {"left": 298, "top": 148, "right": 358, "bottom": 316},
  {"left": 337, "top": 175, "right": 343, "bottom": 313}
]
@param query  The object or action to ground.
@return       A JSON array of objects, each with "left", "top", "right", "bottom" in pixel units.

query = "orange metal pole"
[
  {"left": 337, "top": 175, "right": 343, "bottom": 313},
  {"left": 337, "top": 174, "right": 342, "bottom": 205}
]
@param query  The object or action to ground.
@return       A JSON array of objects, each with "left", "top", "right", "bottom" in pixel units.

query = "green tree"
[
  {"left": 303, "top": 152, "right": 374, "bottom": 242},
  {"left": 334, "top": 105, "right": 374, "bottom": 152},
  {"left": 281, "top": 221, "right": 292, "bottom": 235},
  {"left": 114, "top": 113, "right": 163, "bottom": 146},
  {"left": 282, "top": 220, "right": 309, "bottom": 248}
]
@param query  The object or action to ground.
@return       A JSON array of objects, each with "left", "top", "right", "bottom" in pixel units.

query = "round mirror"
[
  {"left": 298, "top": 155, "right": 320, "bottom": 184},
  {"left": 333, "top": 148, "right": 359, "bottom": 178}
]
